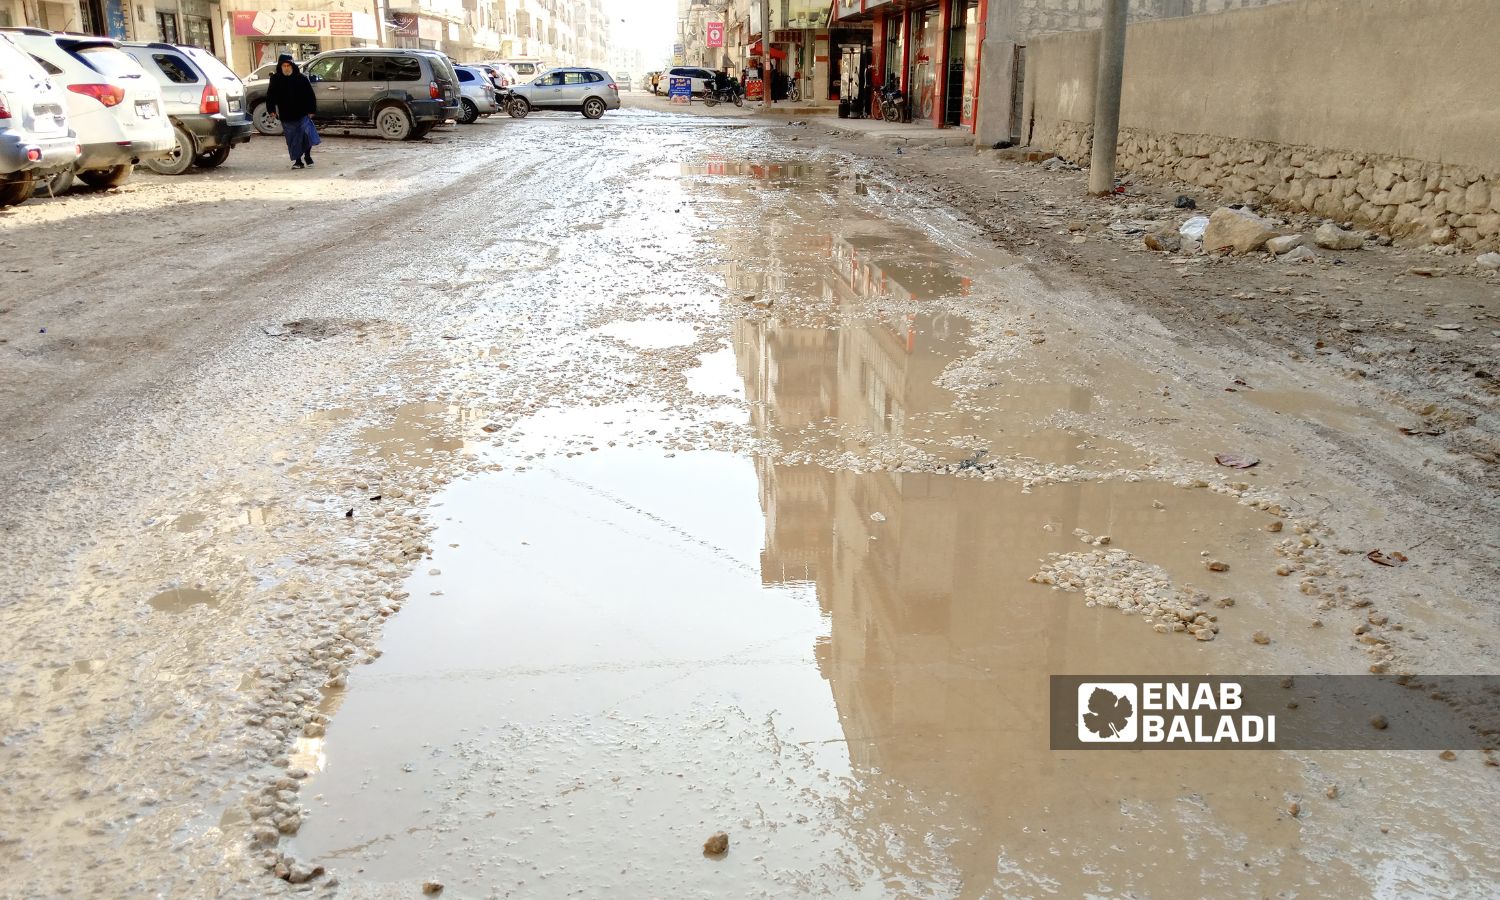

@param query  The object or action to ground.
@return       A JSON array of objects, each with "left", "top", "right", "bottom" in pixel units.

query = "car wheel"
[
  {"left": 194, "top": 146, "right": 231, "bottom": 168},
  {"left": 0, "top": 172, "right": 35, "bottom": 207},
  {"left": 145, "top": 124, "right": 195, "bottom": 176},
  {"left": 507, "top": 97, "right": 530, "bottom": 119},
  {"left": 458, "top": 99, "right": 479, "bottom": 124},
  {"left": 252, "top": 102, "right": 283, "bottom": 136},
  {"left": 38, "top": 165, "right": 75, "bottom": 195},
  {"left": 374, "top": 104, "right": 413, "bottom": 140},
  {"left": 77, "top": 165, "right": 133, "bottom": 190},
  {"left": 582, "top": 97, "right": 606, "bottom": 119}
]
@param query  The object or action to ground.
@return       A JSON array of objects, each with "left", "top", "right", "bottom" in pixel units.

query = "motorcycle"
[
  {"left": 702, "top": 81, "right": 744, "bottom": 108},
  {"left": 877, "top": 84, "right": 906, "bottom": 123}
]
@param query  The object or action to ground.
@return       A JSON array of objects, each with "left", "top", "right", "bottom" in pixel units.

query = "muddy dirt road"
[{"left": 2, "top": 104, "right": 1497, "bottom": 898}]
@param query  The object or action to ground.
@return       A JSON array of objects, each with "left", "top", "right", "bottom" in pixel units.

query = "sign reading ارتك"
[{"left": 231, "top": 10, "right": 376, "bottom": 39}]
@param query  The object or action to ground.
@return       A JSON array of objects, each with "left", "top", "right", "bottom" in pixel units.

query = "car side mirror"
[{"left": 308, "top": 74, "right": 321, "bottom": 82}]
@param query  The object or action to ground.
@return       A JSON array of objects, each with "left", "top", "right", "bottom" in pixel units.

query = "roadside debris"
[
  {"left": 1366, "top": 550, "right": 1409, "bottom": 567},
  {"left": 1174, "top": 195, "right": 1197, "bottom": 209},
  {"left": 1313, "top": 223, "right": 1364, "bottom": 251},
  {"left": 1203, "top": 206, "right": 1280, "bottom": 254},
  {"left": 1266, "top": 234, "right": 1305, "bottom": 255},
  {"left": 1214, "top": 453, "right": 1260, "bottom": 468},
  {"left": 1179, "top": 215, "right": 1210, "bottom": 241},
  {"left": 703, "top": 832, "right": 729, "bottom": 855}
]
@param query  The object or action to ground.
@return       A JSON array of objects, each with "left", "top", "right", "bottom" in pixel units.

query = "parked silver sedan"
[
  {"left": 505, "top": 67, "right": 620, "bottom": 120},
  {"left": 454, "top": 65, "right": 499, "bottom": 124}
]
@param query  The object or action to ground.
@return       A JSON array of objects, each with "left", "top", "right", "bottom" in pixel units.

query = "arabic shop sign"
[{"left": 231, "top": 10, "right": 377, "bottom": 39}]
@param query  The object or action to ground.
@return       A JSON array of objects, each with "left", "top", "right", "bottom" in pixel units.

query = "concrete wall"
[
  {"left": 978, "top": 0, "right": 1291, "bottom": 146},
  {"left": 1023, "top": 0, "right": 1500, "bottom": 249}
]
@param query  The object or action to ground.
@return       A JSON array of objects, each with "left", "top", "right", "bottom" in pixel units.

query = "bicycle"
[{"left": 788, "top": 78, "right": 802, "bottom": 102}]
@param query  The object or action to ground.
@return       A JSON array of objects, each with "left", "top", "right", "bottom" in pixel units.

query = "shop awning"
[{"left": 749, "top": 40, "right": 788, "bottom": 60}]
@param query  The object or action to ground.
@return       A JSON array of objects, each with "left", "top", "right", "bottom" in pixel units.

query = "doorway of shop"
[{"left": 945, "top": 0, "right": 980, "bottom": 128}]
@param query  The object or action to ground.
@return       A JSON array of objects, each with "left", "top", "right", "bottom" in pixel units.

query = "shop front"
[
  {"left": 220, "top": 2, "right": 379, "bottom": 76},
  {"left": 767, "top": 0, "right": 832, "bottom": 104},
  {"left": 835, "top": 0, "right": 987, "bottom": 131},
  {"left": 152, "top": 0, "right": 219, "bottom": 53}
]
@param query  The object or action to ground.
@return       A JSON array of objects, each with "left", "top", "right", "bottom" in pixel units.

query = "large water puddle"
[{"left": 288, "top": 450, "right": 1316, "bottom": 896}]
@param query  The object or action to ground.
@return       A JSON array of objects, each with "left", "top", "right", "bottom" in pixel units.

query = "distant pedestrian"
[
  {"left": 264, "top": 54, "right": 320, "bottom": 169},
  {"left": 860, "top": 62, "right": 876, "bottom": 119}
]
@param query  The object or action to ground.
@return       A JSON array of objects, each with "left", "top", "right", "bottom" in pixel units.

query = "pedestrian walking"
[{"left": 264, "top": 54, "right": 320, "bottom": 170}]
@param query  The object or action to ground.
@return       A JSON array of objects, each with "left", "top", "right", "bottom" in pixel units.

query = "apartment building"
[{"left": 1, "top": 0, "right": 612, "bottom": 74}]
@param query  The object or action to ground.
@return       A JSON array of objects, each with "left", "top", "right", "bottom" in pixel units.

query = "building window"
[
  {"left": 182, "top": 15, "right": 214, "bottom": 53},
  {"left": 157, "top": 11, "right": 179, "bottom": 44}
]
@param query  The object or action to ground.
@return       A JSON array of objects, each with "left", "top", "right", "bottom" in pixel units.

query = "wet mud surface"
[{"left": 2, "top": 104, "right": 1497, "bottom": 897}]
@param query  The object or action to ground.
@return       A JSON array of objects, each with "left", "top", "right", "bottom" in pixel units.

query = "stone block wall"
[
  {"left": 1022, "top": 0, "right": 1500, "bottom": 250},
  {"left": 1014, "top": 0, "right": 1294, "bottom": 37},
  {"left": 1041, "top": 122, "right": 1500, "bottom": 249}
]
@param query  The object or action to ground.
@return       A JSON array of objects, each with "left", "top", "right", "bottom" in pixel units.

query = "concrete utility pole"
[
  {"left": 1088, "top": 0, "right": 1129, "bottom": 196},
  {"left": 761, "top": 0, "right": 772, "bottom": 110}
]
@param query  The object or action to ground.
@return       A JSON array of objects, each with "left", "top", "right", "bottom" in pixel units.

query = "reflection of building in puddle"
[
  {"left": 356, "top": 402, "right": 472, "bottom": 467},
  {"left": 680, "top": 159, "right": 835, "bottom": 186},
  {"left": 726, "top": 227, "right": 1318, "bottom": 890},
  {"left": 753, "top": 464, "right": 1312, "bottom": 893}
]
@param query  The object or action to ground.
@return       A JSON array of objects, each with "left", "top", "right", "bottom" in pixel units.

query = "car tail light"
[
  {"left": 429, "top": 81, "right": 441, "bottom": 99},
  {"left": 69, "top": 83, "right": 125, "bottom": 107},
  {"left": 199, "top": 84, "right": 220, "bottom": 114},
  {"left": 0, "top": 93, "right": 10, "bottom": 119},
  {"left": 27, "top": 148, "right": 41, "bottom": 161},
  {"left": 608, "top": 82, "right": 617, "bottom": 91}
]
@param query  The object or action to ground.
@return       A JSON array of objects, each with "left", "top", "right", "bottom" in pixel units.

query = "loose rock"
[
  {"left": 1266, "top": 234, "right": 1305, "bottom": 255},
  {"left": 1312, "top": 223, "right": 1363, "bottom": 251},
  {"left": 1203, "top": 206, "right": 1280, "bottom": 254},
  {"left": 703, "top": 831, "right": 729, "bottom": 855},
  {"left": 1252, "top": 631, "right": 1271, "bottom": 645},
  {"left": 423, "top": 882, "right": 444, "bottom": 895}
]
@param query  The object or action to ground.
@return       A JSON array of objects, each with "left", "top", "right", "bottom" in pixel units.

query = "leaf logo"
[{"left": 1077, "top": 683, "right": 1138, "bottom": 742}]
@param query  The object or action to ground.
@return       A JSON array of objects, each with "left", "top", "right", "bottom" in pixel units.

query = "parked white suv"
[
  {"left": 659, "top": 66, "right": 715, "bottom": 96},
  {"left": 0, "top": 32, "right": 77, "bottom": 206},
  {"left": 1, "top": 28, "right": 174, "bottom": 192},
  {"left": 120, "top": 41, "right": 252, "bottom": 175}
]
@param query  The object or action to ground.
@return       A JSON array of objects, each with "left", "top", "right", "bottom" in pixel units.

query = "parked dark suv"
[{"left": 245, "top": 49, "right": 460, "bottom": 141}]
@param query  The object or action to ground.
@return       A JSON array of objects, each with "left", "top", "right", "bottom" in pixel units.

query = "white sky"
[{"left": 607, "top": 0, "right": 681, "bottom": 66}]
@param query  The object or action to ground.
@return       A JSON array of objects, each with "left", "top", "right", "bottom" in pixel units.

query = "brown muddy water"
[{"left": 284, "top": 156, "right": 1498, "bottom": 898}]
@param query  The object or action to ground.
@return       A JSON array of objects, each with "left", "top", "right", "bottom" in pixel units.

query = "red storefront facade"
[{"left": 834, "top": 0, "right": 988, "bottom": 133}]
